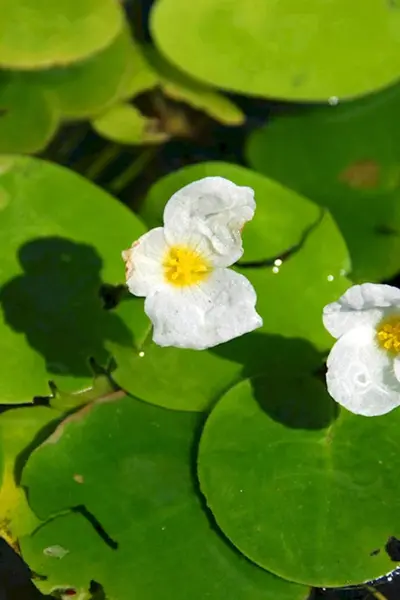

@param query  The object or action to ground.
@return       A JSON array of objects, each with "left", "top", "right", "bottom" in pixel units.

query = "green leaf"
[
  {"left": 117, "top": 41, "right": 159, "bottom": 100},
  {"left": 246, "top": 81, "right": 400, "bottom": 282},
  {"left": 108, "top": 164, "right": 351, "bottom": 411},
  {"left": 20, "top": 395, "right": 309, "bottom": 600},
  {"left": 0, "top": 0, "right": 124, "bottom": 69},
  {"left": 0, "top": 156, "right": 147, "bottom": 403},
  {"left": 0, "top": 406, "right": 58, "bottom": 547},
  {"left": 108, "top": 43, "right": 244, "bottom": 129},
  {"left": 25, "top": 28, "right": 140, "bottom": 120},
  {"left": 138, "top": 162, "right": 321, "bottom": 262},
  {"left": 198, "top": 375, "right": 400, "bottom": 587},
  {"left": 151, "top": 0, "right": 400, "bottom": 101},
  {"left": 143, "top": 46, "right": 245, "bottom": 126},
  {"left": 239, "top": 211, "right": 351, "bottom": 351},
  {"left": 0, "top": 74, "right": 59, "bottom": 153},
  {"left": 92, "top": 102, "right": 169, "bottom": 145}
]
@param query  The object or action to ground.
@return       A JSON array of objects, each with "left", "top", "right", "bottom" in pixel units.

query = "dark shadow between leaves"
[
  {"left": 0, "top": 237, "right": 133, "bottom": 380},
  {"left": 211, "top": 331, "right": 337, "bottom": 429},
  {"left": 0, "top": 538, "right": 45, "bottom": 600}
]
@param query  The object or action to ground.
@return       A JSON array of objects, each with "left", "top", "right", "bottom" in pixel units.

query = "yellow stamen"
[
  {"left": 163, "top": 245, "right": 211, "bottom": 287},
  {"left": 376, "top": 315, "right": 400, "bottom": 354}
]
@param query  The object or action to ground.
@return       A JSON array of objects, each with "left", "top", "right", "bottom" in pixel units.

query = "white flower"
[
  {"left": 123, "top": 176, "right": 263, "bottom": 350},
  {"left": 323, "top": 283, "right": 400, "bottom": 416}
]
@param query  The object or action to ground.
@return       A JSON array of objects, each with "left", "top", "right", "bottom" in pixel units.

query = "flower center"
[
  {"left": 163, "top": 245, "right": 211, "bottom": 287},
  {"left": 376, "top": 315, "right": 400, "bottom": 354}
]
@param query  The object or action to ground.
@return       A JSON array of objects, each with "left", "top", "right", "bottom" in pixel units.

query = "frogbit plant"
[
  {"left": 324, "top": 283, "right": 400, "bottom": 416},
  {"left": 122, "top": 176, "right": 263, "bottom": 349}
]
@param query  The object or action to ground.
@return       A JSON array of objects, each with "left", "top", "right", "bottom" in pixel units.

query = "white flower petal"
[
  {"left": 326, "top": 326, "right": 400, "bottom": 416},
  {"left": 323, "top": 283, "right": 400, "bottom": 339},
  {"left": 123, "top": 227, "right": 168, "bottom": 297},
  {"left": 394, "top": 356, "right": 400, "bottom": 383},
  {"left": 163, "top": 177, "right": 255, "bottom": 268},
  {"left": 145, "top": 268, "right": 262, "bottom": 349}
]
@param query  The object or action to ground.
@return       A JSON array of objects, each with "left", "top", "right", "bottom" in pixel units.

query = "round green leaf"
[
  {"left": 143, "top": 46, "right": 245, "bottom": 126},
  {"left": 26, "top": 28, "right": 138, "bottom": 119},
  {"left": 92, "top": 102, "right": 169, "bottom": 145},
  {"left": 138, "top": 162, "right": 321, "bottom": 262},
  {"left": 117, "top": 41, "right": 159, "bottom": 100},
  {"left": 247, "top": 82, "right": 400, "bottom": 282},
  {"left": 0, "top": 406, "right": 58, "bottom": 547},
  {"left": 151, "top": 0, "right": 400, "bottom": 101},
  {"left": 198, "top": 375, "right": 400, "bottom": 587},
  {"left": 20, "top": 395, "right": 309, "bottom": 600},
  {"left": 240, "top": 211, "right": 351, "bottom": 351},
  {"left": 0, "top": 0, "right": 124, "bottom": 69},
  {"left": 108, "top": 166, "right": 350, "bottom": 411},
  {"left": 0, "top": 156, "right": 147, "bottom": 403},
  {"left": 0, "top": 74, "right": 59, "bottom": 153}
]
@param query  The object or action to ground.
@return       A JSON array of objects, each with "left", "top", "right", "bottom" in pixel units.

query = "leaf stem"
[
  {"left": 109, "top": 148, "right": 157, "bottom": 194},
  {"left": 364, "top": 584, "right": 389, "bottom": 600},
  {"left": 85, "top": 144, "right": 121, "bottom": 181}
]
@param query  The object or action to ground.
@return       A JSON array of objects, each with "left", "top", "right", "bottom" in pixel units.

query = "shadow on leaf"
[
  {"left": 0, "top": 237, "right": 133, "bottom": 379},
  {"left": 211, "top": 331, "right": 337, "bottom": 429}
]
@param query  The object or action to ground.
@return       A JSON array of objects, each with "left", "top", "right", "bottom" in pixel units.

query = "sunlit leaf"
[
  {"left": 151, "top": 0, "right": 400, "bottom": 101},
  {"left": 26, "top": 28, "right": 139, "bottom": 119},
  {"left": 138, "top": 162, "right": 320, "bottom": 261},
  {"left": 92, "top": 102, "right": 169, "bottom": 145},
  {"left": 20, "top": 395, "right": 309, "bottom": 600},
  {"left": 0, "top": 0, "right": 124, "bottom": 69},
  {"left": 111, "top": 43, "right": 244, "bottom": 129},
  {"left": 199, "top": 375, "right": 400, "bottom": 586},
  {"left": 0, "top": 156, "right": 147, "bottom": 403},
  {"left": 143, "top": 46, "right": 245, "bottom": 125},
  {"left": 0, "top": 74, "right": 59, "bottom": 153},
  {"left": 0, "top": 406, "right": 58, "bottom": 548},
  {"left": 108, "top": 163, "right": 351, "bottom": 411},
  {"left": 247, "top": 81, "right": 400, "bottom": 282}
]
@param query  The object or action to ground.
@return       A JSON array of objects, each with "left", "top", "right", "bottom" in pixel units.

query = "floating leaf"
[
  {"left": 117, "top": 42, "right": 159, "bottom": 100},
  {"left": 0, "top": 74, "right": 59, "bottom": 153},
  {"left": 246, "top": 81, "right": 400, "bottom": 281},
  {"left": 92, "top": 102, "right": 169, "bottom": 145},
  {"left": 0, "top": 156, "right": 147, "bottom": 403},
  {"left": 99, "top": 42, "right": 244, "bottom": 139},
  {"left": 151, "top": 0, "right": 400, "bottom": 101},
  {"left": 143, "top": 46, "right": 245, "bottom": 126},
  {"left": 240, "top": 211, "right": 351, "bottom": 351},
  {"left": 26, "top": 28, "right": 139, "bottom": 119},
  {"left": 0, "top": 0, "right": 124, "bottom": 69},
  {"left": 20, "top": 395, "right": 309, "bottom": 600},
  {"left": 198, "top": 375, "right": 400, "bottom": 586},
  {"left": 138, "top": 162, "right": 320, "bottom": 261},
  {"left": 108, "top": 164, "right": 350, "bottom": 411},
  {"left": 0, "top": 406, "right": 58, "bottom": 548}
]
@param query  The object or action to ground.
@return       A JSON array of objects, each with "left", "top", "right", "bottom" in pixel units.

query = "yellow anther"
[
  {"left": 376, "top": 315, "right": 400, "bottom": 354},
  {"left": 163, "top": 246, "right": 211, "bottom": 287}
]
